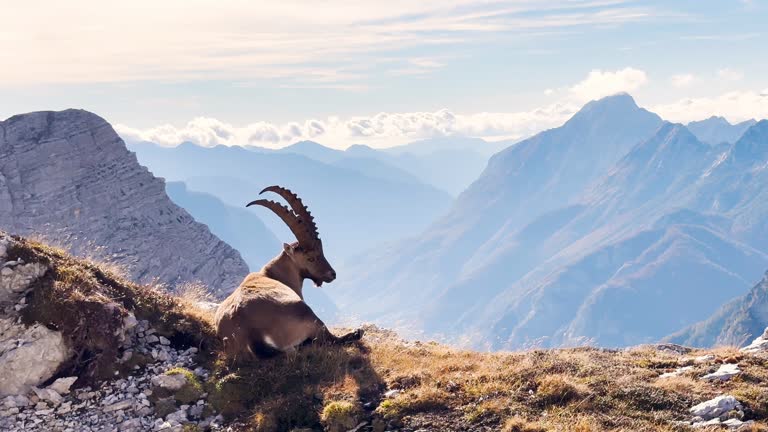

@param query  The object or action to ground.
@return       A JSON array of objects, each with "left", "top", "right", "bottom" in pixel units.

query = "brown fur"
[{"left": 215, "top": 241, "right": 363, "bottom": 360}]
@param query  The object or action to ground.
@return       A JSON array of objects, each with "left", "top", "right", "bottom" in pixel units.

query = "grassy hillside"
[{"left": 8, "top": 234, "right": 768, "bottom": 431}]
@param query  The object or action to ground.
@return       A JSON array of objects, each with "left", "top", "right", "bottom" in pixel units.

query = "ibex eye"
[{"left": 308, "top": 257, "right": 316, "bottom": 262}]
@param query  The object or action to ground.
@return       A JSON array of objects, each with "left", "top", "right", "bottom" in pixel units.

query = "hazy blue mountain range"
[
  {"left": 126, "top": 141, "right": 453, "bottom": 263},
  {"left": 687, "top": 116, "right": 757, "bottom": 146},
  {"left": 329, "top": 94, "right": 768, "bottom": 349},
  {"left": 164, "top": 182, "right": 281, "bottom": 269},
  {"left": 246, "top": 136, "right": 508, "bottom": 196}
]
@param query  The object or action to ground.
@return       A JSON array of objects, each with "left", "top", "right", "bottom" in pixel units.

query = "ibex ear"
[{"left": 283, "top": 242, "right": 295, "bottom": 257}]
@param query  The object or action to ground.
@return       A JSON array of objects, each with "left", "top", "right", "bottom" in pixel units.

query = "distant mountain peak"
[
  {"left": 730, "top": 119, "right": 768, "bottom": 164},
  {"left": 285, "top": 140, "right": 330, "bottom": 150},
  {"left": 688, "top": 116, "right": 759, "bottom": 146},
  {"left": 566, "top": 93, "right": 651, "bottom": 127}
]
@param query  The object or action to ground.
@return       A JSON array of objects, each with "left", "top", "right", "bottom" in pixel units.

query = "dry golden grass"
[
  {"left": 10, "top": 234, "right": 768, "bottom": 432},
  {"left": 198, "top": 328, "right": 768, "bottom": 431}
]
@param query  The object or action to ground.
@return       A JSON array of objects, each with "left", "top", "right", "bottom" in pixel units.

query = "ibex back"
[{"left": 214, "top": 185, "right": 363, "bottom": 359}]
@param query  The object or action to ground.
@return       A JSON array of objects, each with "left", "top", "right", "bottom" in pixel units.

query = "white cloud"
[
  {"left": 670, "top": 73, "right": 695, "bottom": 88},
  {"left": 717, "top": 68, "right": 744, "bottom": 81},
  {"left": 652, "top": 89, "right": 768, "bottom": 123},
  {"left": 116, "top": 67, "right": 767, "bottom": 150},
  {"left": 116, "top": 102, "right": 577, "bottom": 149},
  {"left": 569, "top": 67, "right": 649, "bottom": 101}
]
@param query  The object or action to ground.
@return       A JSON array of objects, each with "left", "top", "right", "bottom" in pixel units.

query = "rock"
[
  {"left": 57, "top": 401, "right": 72, "bottom": 414},
  {"left": 659, "top": 366, "right": 693, "bottom": 378},
  {"left": 690, "top": 395, "right": 742, "bottom": 420},
  {"left": 123, "top": 314, "right": 139, "bottom": 331},
  {"left": 195, "top": 301, "right": 220, "bottom": 312},
  {"left": 0, "top": 110, "right": 249, "bottom": 297},
  {"left": 741, "top": 327, "right": 768, "bottom": 353},
  {"left": 702, "top": 364, "right": 741, "bottom": 381},
  {"left": 650, "top": 343, "right": 692, "bottom": 355},
  {"left": 165, "top": 408, "right": 187, "bottom": 423},
  {"left": 723, "top": 418, "right": 752, "bottom": 428},
  {"left": 384, "top": 389, "right": 401, "bottom": 398},
  {"left": 159, "top": 336, "right": 171, "bottom": 346},
  {"left": 151, "top": 374, "right": 188, "bottom": 393},
  {"left": 103, "top": 399, "right": 133, "bottom": 412},
  {"left": 47, "top": 377, "right": 78, "bottom": 395},
  {"left": 692, "top": 418, "right": 722, "bottom": 428},
  {"left": 0, "top": 262, "right": 47, "bottom": 303},
  {"left": 154, "top": 397, "right": 178, "bottom": 419},
  {"left": 31, "top": 387, "right": 63, "bottom": 405},
  {"left": 119, "top": 418, "right": 143, "bottom": 431}
]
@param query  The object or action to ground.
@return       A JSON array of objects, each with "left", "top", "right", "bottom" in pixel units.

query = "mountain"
[
  {"left": 429, "top": 123, "right": 768, "bottom": 348},
  {"left": 667, "top": 271, "right": 768, "bottom": 347},
  {"left": 330, "top": 94, "right": 665, "bottom": 335},
  {"left": 263, "top": 136, "right": 506, "bottom": 196},
  {"left": 0, "top": 110, "right": 249, "bottom": 297},
  {"left": 687, "top": 116, "right": 757, "bottom": 146},
  {"left": 381, "top": 136, "right": 506, "bottom": 196},
  {"left": 126, "top": 141, "right": 453, "bottom": 262},
  {"left": 332, "top": 96, "right": 768, "bottom": 349},
  {"left": 278, "top": 140, "right": 344, "bottom": 164},
  {"left": 686, "top": 120, "right": 768, "bottom": 251},
  {"left": 164, "top": 182, "right": 280, "bottom": 268}
]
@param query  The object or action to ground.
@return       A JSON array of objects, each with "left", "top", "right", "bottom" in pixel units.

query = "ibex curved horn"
[
  {"left": 246, "top": 198, "right": 315, "bottom": 247},
  {"left": 259, "top": 185, "right": 320, "bottom": 246}
]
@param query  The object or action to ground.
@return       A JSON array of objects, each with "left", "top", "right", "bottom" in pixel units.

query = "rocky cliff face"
[{"left": 0, "top": 110, "right": 248, "bottom": 297}]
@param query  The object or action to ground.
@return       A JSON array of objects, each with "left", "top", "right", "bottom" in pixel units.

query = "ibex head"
[{"left": 247, "top": 185, "right": 336, "bottom": 287}]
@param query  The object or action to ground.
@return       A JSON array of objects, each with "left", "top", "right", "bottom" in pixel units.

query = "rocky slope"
[
  {"left": 0, "top": 232, "right": 224, "bottom": 431},
  {"left": 3, "top": 233, "right": 768, "bottom": 431},
  {"left": 0, "top": 110, "right": 248, "bottom": 297}
]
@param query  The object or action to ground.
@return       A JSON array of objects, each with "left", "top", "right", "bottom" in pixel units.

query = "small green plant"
[
  {"left": 321, "top": 401, "right": 361, "bottom": 432},
  {"left": 166, "top": 367, "right": 204, "bottom": 404}
]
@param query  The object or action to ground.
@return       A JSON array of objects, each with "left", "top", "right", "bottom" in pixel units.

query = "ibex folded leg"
[{"left": 310, "top": 324, "right": 364, "bottom": 346}]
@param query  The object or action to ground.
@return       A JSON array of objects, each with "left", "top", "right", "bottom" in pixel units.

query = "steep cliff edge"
[{"left": 0, "top": 110, "right": 248, "bottom": 297}]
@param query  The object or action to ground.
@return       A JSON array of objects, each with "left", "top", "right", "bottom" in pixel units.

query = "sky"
[{"left": 2, "top": 0, "right": 767, "bottom": 149}]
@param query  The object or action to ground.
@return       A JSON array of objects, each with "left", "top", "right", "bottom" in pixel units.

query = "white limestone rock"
[
  {"left": 0, "top": 235, "right": 73, "bottom": 398},
  {"left": 690, "top": 395, "right": 742, "bottom": 420},
  {"left": 701, "top": 363, "right": 741, "bottom": 381},
  {"left": 0, "top": 110, "right": 249, "bottom": 298},
  {"left": 0, "top": 320, "right": 72, "bottom": 398},
  {"left": 151, "top": 374, "right": 188, "bottom": 393},
  {"left": 47, "top": 377, "right": 78, "bottom": 395},
  {"left": 659, "top": 366, "right": 693, "bottom": 378},
  {"left": 741, "top": 327, "right": 768, "bottom": 353},
  {"left": 0, "top": 262, "right": 47, "bottom": 303}
]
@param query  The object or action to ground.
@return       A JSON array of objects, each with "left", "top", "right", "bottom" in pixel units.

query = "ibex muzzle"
[{"left": 214, "top": 185, "right": 363, "bottom": 358}]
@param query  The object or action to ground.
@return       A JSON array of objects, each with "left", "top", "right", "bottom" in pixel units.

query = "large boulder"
[{"left": 0, "top": 234, "right": 72, "bottom": 397}]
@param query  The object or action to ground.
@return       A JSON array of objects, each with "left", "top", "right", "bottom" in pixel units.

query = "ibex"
[{"left": 214, "top": 185, "right": 363, "bottom": 359}]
